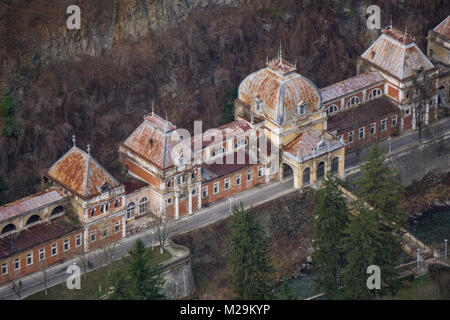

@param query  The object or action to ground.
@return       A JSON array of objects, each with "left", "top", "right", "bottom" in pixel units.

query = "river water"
[{"left": 277, "top": 207, "right": 450, "bottom": 299}]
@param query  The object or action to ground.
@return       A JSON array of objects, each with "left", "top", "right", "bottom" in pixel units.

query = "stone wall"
[
  {"left": 160, "top": 240, "right": 194, "bottom": 299},
  {"left": 344, "top": 133, "right": 450, "bottom": 186}
]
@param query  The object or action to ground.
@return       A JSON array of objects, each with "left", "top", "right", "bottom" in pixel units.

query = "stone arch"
[
  {"left": 1, "top": 223, "right": 17, "bottom": 235},
  {"left": 302, "top": 167, "right": 311, "bottom": 186},
  {"left": 331, "top": 157, "right": 339, "bottom": 174},
  {"left": 281, "top": 163, "right": 294, "bottom": 180},
  {"left": 26, "top": 214, "right": 41, "bottom": 226},
  {"left": 51, "top": 205, "right": 65, "bottom": 217},
  {"left": 317, "top": 161, "right": 325, "bottom": 180}
]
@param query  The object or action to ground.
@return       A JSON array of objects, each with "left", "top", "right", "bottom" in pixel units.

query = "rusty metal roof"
[
  {"left": 205, "top": 151, "right": 256, "bottom": 179},
  {"left": 238, "top": 57, "right": 322, "bottom": 125},
  {"left": 283, "top": 129, "right": 340, "bottom": 158},
  {"left": 0, "top": 216, "right": 79, "bottom": 259},
  {"left": 0, "top": 188, "right": 67, "bottom": 223},
  {"left": 361, "top": 27, "right": 434, "bottom": 80},
  {"left": 434, "top": 15, "right": 450, "bottom": 41},
  {"left": 122, "top": 114, "right": 180, "bottom": 170},
  {"left": 47, "top": 147, "right": 120, "bottom": 199},
  {"left": 321, "top": 72, "right": 384, "bottom": 103}
]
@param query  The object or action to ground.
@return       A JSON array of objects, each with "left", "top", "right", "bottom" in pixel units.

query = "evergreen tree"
[
  {"left": 352, "top": 143, "right": 405, "bottom": 297},
  {"left": 110, "top": 239, "right": 165, "bottom": 300},
  {"left": 228, "top": 203, "right": 274, "bottom": 300},
  {"left": 221, "top": 88, "right": 237, "bottom": 124},
  {"left": 342, "top": 203, "right": 383, "bottom": 299},
  {"left": 312, "top": 172, "right": 349, "bottom": 298},
  {"left": 274, "top": 282, "right": 298, "bottom": 300}
]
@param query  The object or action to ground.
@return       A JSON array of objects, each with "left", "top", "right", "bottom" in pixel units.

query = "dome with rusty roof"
[{"left": 238, "top": 56, "right": 322, "bottom": 125}]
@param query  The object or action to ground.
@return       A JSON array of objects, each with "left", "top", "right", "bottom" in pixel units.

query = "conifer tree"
[
  {"left": 110, "top": 239, "right": 165, "bottom": 300},
  {"left": 312, "top": 172, "right": 349, "bottom": 298},
  {"left": 228, "top": 203, "right": 274, "bottom": 300},
  {"left": 274, "top": 282, "right": 298, "bottom": 300}
]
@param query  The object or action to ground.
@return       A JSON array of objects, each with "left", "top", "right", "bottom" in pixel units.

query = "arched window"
[
  {"left": 114, "top": 199, "right": 121, "bottom": 208},
  {"left": 178, "top": 155, "right": 185, "bottom": 165},
  {"left": 302, "top": 168, "right": 311, "bottom": 185},
  {"left": 317, "top": 162, "right": 325, "bottom": 180},
  {"left": 1, "top": 224, "right": 16, "bottom": 235},
  {"left": 139, "top": 197, "right": 148, "bottom": 214},
  {"left": 327, "top": 105, "right": 338, "bottom": 115},
  {"left": 255, "top": 97, "right": 263, "bottom": 112},
  {"left": 90, "top": 208, "right": 96, "bottom": 217},
  {"left": 368, "top": 88, "right": 382, "bottom": 99},
  {"left": 212, "top": 146, "right": 225, "bottom": 157},
  {"left": 26, "top": 215, "right": 41, "bottom": 226},
  {"left": 127, "top": 202, "right": 135, "bottom": 219},
  {"left": 167, "top": 180, "right": 172, "bottom": 188},
  {"left": 346, "top": 96, "right": 360, "bottom": 108},
  {"left": 234, "top": 138, "right": 247, "bottom": 148},
  {"left": 331, "top": 157, "right": 339, "bottom": 174},
  {"left": 51, "top": 206, "right": 65, "bottom": 216},
  {"left": 101, "top": 203, "right": 109, "bottom": 214},
  {"left": 298, "top": 102, "right": 307, "bottom": 116}
]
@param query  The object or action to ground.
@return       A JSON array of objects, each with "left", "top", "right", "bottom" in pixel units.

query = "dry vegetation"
[
  {"left": 0, "top": 0, "right": 449, "bottom": 203},
  {"left": 172, "top": 189, "right": 315, "bottom": 299}
]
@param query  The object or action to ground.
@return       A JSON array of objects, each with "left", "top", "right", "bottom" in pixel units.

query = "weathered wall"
[
  {"left": 160, "top": 241, "right": 194, "bottom": 299},
  {"left": 345, "top": 133, "right": 450, "bottom": 186}
]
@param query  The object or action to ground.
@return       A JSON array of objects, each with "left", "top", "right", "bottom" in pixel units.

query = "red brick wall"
[
  {"left": 87, "top": 216, "right": 124, "bottom": 251},
  {"left": 387, "top": 85, "right": 399, "bottom": 101},
  {"left": 124, "top": 158, "right": 162, "bottom": 188}
]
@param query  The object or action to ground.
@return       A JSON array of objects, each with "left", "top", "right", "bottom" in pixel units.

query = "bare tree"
[
  {"left": 147, "top": 209, "right": 170, "bottom": 255},
  {"left": 411, "top": 67, "right": 434, "bottom": 142}
]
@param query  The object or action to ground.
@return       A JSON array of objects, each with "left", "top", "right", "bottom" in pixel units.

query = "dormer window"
[
  {"left": 212, "top": 146, "right": 225, "bottom": 157},
  {"left": 178, "top": 155, "right": 185, "bottom": 165},
  {"left": 101, "top": 183, "right": 109, "bottom": 193},
  {"left": 318, "top": 141, "right": 326, "bottom": 152},
  {"left": 254, "top": 97, "right": 263, "bottom": 113},
  {"left": 234, "top": 138, "right": 247, "bottom": 148},
  {"left": 298, "top": 102, "right": 307, "bottom": 116}
]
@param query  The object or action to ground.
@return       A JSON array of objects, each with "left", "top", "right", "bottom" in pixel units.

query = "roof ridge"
[{"left": 84, "top": 153, "right": 91, "bottom": 197}]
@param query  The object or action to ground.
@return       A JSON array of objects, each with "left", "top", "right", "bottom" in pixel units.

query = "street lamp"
[
  {"left": 228, "top": 198, "right": 234, "bottom": 213},
  {"left": 416, "top": 248, "right": 420, "bottom": 268},
  {"left": 387, "top": 136, "right": 392, "bottom": 154}
]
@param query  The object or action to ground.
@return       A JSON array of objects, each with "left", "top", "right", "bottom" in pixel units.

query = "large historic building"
[{"left": 1, "top": 17, "right": 449, "bottom": 285}]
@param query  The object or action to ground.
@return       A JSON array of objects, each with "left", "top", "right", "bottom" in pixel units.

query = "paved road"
[{"left": 1, "top": 116, "right": 449, "bottom": 300}]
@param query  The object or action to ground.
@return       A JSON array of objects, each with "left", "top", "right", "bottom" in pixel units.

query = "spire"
[
  {"left": 72, "top": 134, "right": 76, "bottom": 147},
  {"left": 86, "top": 144, "right": 91, "bottom": 155},
  {"left": 279, "top": 41, "right": 283, "bottom": 63},
  {"left": 151, "top": 100, "right": 155, "bottom": 117}
]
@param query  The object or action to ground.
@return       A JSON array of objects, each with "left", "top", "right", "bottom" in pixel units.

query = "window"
[
  {"left": 258, "top": 166, "right": 263, "bottom": 177},
  {"left": 90, "top": 230, "right": 97, "bottom": 242},
  {"left": 370, "top": 123, "right": 376, "bottom": 135},
  {"left": 406, "top": 90, "right": 410, "bottom": 99},
  {"left": 102, "top": 223, "right": 109, "bottom": 238},
  {"left": 39, "top": 248, "right": 45, "bottom": 261},
  {"left": 90, "top": 208, "right": 95, "bottom": 217},
  {"left": 26, "top": 253, "right": 33, "bottom": 266},
  {"left": 139, "top": 197, "right": 148, "bottom": 214},
  {"left": 298, "top": 102, "right": 307, "bottom": 116},
  {"left": 213, "top": 182, "right": 219, "bottom": 195},
  {"left": 202, "top": 187, "right": 208, "bottom": 198},
  {"left": 191, "top": 171, "right": 195, "bottom": 179},
  {"left": 212, "top": 146, "right": 225, "bottom": 157},
  {"left": 179, "top": 193, "right": 186, "bottom": 200},
  {"left": 64, "top": 239, "right": 70, "bottom": 252},
  {"left": 338, "top": 135, "right": 343, "bottom": 141},
  {"left": 76, "top": 234, "right": 81, "bottom": 247},
  {"left": 114, "top": 199, "right": 120, "bottom": 208},
  {"left": 255, "top": 97, "right": 263, "bottom": 112},
  {"left": 14, "top": 258, "right": 20, "bottom": 271},
  {"left": 368, "top": 88, "right": 382, "bottom": 99},
  {"left": 348, "top": 131, "right": 354, "bottom": 143},
  {"left": 127, "top": 202, "right": 135, "bottom": 219},
  {"left": 236, "top": 174, "right": 241, "bottom": 186},
  {"left": 234, "top": 138, "right": 247, "bottom": 148},
  {"left": 405, "top": 108, "right": 410, "bottom": 116},
  {"left": 178, "top": 155, "right": 185, "bottom": 165},
  {"left": 167, "top": 197, "right": 173, "bottom": 205},
  {"left": 346, "top": 96, "right": 360, "bottom": 108},
  {"left": 51, "top": 244, "right": 57, "bottom": 256},
  {"left": 359, "top": 127, "right": 365, "bottom": 139},
  {"left": 101, "top": 203, "right": 109, "bottom": 214},
  {"left": 167, "top": 180, "right": 172, "bottom": 188},
  {"left": 114, "top": 221, "right": 120, "bottom": 233},
  {"left": 327, "top": 105, "right": 338, "bottom": 115},
  {"left": 1, "top": 263, "right": 7, "bottom": 276},
  {"left": 392, "top": 115, "right": 398, "bottom": 127},
  {"left": 192, "top": 188, "right": 196, "bottom": 196},
  {"left": 247, "top": 170, "right": 252, "bottom": 182},
  {"left": 381, "top": 119, "right": 387, "bottom": 131},
  {"left": 224, "top": 178, "right": 230, "bottom": 190}
]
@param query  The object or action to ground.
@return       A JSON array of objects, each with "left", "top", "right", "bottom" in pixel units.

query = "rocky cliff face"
[{"left": 0, "top": 0, "right": 448, "bottom": 204}]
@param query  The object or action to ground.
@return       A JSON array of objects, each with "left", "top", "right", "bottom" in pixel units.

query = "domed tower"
[{"left": 235, "top": 52, "right": 326, "bottom": 146}]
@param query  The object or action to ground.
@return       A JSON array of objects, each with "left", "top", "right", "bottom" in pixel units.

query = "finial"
[
  {"left": 151, "top": 100, "right": 155, "bottom": 116},
  {"left": 72, "top": 134, "right": 76, "bottom": 147},
  {"left": 87, "top": 144, "right": 91, "bottom": 155}
]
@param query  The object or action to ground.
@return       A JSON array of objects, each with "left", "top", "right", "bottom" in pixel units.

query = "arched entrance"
[
  {"left": 317, "top": 162, "right": 325, "bottom": 180},
  {"left": 331, "top": 157, "right": 339, "bottom": 175},
  {"left": 302, "top": 167, "right": 311, "bottom": 186},
  {"left": 281, "top": 163, "right": 294, "bottom": 180}
]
